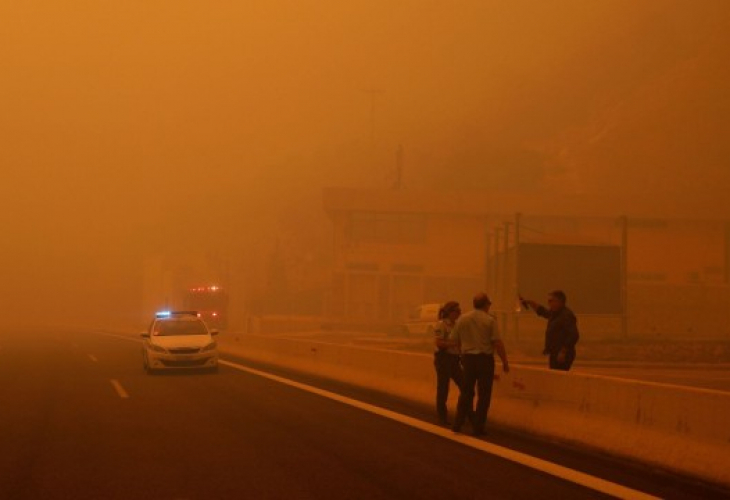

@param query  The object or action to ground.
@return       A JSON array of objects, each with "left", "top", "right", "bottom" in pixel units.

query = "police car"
[{"left": 141, "top": 311, "right": 219, "bottom": 373}]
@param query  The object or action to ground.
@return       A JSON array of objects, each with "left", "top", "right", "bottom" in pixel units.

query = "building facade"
[{"left": 324, "top": 187, "right": 730, "bottom": 339}]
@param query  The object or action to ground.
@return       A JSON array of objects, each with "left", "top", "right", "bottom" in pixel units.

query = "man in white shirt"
[{"left": 451, "top": 293, "right": 510, "bottom": 435}]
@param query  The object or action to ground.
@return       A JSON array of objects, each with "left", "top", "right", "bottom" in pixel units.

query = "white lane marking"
[
  {"left": 219, "top": 359, "right": 658, "bottom": 500},
  {"left": 91, "top": 331, "right": 142, "bottom": 343},
  {"left": 90, "top": 332, "right": 660, "bottom": 497},
  {"left": 88, "top": 354, "right": 98, "bottom": 362},
  {"left": 110, "top": 379, "right": 129, "bottom": 399}
]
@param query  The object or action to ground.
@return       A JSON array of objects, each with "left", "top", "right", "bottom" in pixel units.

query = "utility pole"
[
  {"left": 485, "top": 230, "right": 492, "bottom": 293},
  {"left": 502, "top": 221, "right": 511, "bottom": 334},
  {"left": 493, "top": 227, "right": 502, "bottom": 300},
  {"left": 620, "top": 215, "right": 629, "bottom": 339},
  {"left": 514, "top": 213, "right": 522, "bottom": 340}
]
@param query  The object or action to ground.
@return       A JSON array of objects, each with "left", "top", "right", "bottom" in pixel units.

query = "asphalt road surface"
[{"left": 1, "top": 328, "right": 727, "bottom": 500}]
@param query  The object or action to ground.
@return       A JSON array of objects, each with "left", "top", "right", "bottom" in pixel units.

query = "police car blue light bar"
[{"left": 156, "top": 310, "right": 198, "bottom": 318}]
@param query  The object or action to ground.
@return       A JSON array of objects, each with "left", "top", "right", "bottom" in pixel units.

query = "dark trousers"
[
  {"left": 454, "top": 353, "right": 495, "bottom": 433},
  {"left": 549, "top": 347, "right": 576, "bottom": 371},
  {"left": 434, "top": 351, "right": 463, "bottom": 421}
]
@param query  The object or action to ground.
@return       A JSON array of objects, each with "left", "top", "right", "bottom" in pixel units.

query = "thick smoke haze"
[{"left": 1, "top": 0, "right": 728, "bottom": 325}]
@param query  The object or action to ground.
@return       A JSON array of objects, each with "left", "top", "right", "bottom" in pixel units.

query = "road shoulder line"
[{"left": 219, "top": 358, "right": 658, "bottom": 500}]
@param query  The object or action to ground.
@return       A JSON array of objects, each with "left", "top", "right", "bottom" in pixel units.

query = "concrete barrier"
[
  {"left": 219, "top": 333, "right": 730, "bottom": 488},
  {"left": 492, "top": 366, "right": 730, "bottom": 486}
]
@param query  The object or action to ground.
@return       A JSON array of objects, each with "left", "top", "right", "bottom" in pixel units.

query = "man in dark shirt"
[{"left": 522, "top": 290, "right": 579, "bottom": 371}]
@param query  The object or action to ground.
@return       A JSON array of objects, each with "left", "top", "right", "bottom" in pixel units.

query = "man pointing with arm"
[
  {"left": 522, "top": 289, "right": 579, "bottom": 371},
  {"left": 451, "top": 293, "right": 509, "bottom": 436}
]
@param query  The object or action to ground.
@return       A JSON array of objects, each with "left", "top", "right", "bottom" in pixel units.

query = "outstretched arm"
[{"left": 524, "top": 299, "right": 549, "bottom": 319}]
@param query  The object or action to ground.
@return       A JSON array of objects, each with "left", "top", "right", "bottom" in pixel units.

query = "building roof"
[{"left": 323, "top": 187, "right": 730, "bottom": 222}]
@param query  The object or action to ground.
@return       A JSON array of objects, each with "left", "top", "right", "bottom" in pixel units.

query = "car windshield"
[{"left": 153, "top": 319, "right": 208, "bottom": 336}]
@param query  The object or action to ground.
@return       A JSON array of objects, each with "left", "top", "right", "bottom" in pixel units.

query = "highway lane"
[{"left": 0, "top": 328, "right": 726, "bottom": 500}]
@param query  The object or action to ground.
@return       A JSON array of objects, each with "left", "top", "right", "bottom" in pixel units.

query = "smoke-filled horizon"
[{"left": 1, "top": 0, "right": 729, "bottom": 325}]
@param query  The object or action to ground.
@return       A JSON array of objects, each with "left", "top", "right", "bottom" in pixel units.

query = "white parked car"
[
  {"left": 141, "top": 311, "right": 219, "bottom": 373},
  {"left": 401, "top": 303, "right": 441, "bottom": 336}
]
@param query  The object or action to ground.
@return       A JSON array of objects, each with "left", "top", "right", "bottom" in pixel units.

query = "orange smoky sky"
[{"left": 1, "top": 0, "right": 728, "bottom": 324}]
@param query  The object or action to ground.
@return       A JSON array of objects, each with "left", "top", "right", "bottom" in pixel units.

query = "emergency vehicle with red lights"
[{"left": 184, "top": 285, "right": 229, "bottom": 329}]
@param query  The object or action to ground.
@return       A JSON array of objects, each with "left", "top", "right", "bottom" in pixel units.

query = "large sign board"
[{"left": 518, "top": 243, "right": 622, "bottom": 314}]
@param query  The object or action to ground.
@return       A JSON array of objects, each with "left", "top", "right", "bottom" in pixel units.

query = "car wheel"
[{"left": 144, "top": 359, "right": 156, "bottom": 375}]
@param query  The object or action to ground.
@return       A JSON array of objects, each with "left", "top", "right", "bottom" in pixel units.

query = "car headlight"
[
  {"left": 200, "top": 341, "right": 218, "bottom": 353},
  {"left": 149, "top": 344, "right": 167, "bottom": 353}
]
